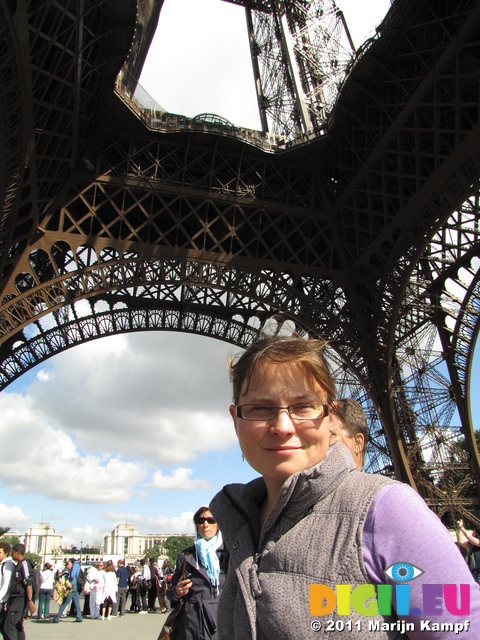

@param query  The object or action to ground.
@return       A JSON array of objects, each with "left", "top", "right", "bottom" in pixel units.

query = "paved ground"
[{"left": 24, "top": 596, "right": 168, "bottom": 640}]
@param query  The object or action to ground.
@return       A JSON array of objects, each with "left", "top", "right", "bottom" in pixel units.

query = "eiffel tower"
[{"left": 1, "top": 0, "right": 480, "bottom": 528}]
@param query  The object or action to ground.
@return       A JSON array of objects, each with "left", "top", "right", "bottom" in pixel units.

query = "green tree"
[
  {"left": 163, "top": 536, "right": 194, "bottom": 566},
  {"left": 144, "top": 547, "right": 161, "bottom": 561},
  {"left": 80, "top": 546, "right": 100, "bottom": 554},
  {"left": 25, "top": 552, "right": 42, "bottom": 567},
  {"left": 0, "top": 534, "right": 20, "bottom": 546}
]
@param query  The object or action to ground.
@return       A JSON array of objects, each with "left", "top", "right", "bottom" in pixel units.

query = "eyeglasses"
[
  {"left": 235, "top": 403, "right": 330, "bottom": 422},
  {"left": 196, "top": 517, "right": 216, "bottom": 525}
]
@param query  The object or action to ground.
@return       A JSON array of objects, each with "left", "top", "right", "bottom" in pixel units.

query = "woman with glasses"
[
  {"left": 167, "top": 506, "right": 226, "bottom": 640},
  {"left": 209, "top": 333, "right": 480, "bottom": 639}
]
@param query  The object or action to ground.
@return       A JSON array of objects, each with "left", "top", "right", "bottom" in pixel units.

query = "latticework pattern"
[{"left": 1, "top": 0, "right": 480, "bottom": 527}]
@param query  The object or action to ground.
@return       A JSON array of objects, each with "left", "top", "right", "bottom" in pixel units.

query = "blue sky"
[
  {"left": 1, "top": 333, "right": 257, "bottom": 544},
  {"left": 1, "top": 0, "right": 443, "bottom": 548}
]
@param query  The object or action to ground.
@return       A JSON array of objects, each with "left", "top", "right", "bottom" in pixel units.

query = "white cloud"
[
  {"left": 0, "top": 392, "right": 146, "bottom": 503},
  {"left": 0, "top": 332, "right": 238, "bottom": 519},
  {"left": 0, "top": 503, "right": 31, "bottom": 532},
  {"left": 105, "top": 510, "right": 196, "bottom": 535},
  {"left": 60, "top": 524, "right": 109, "bottom": 548},
  {"left": 19, "top": 333, "right": 236, "bottom": 466},
  {"left": 146, "top": 467, "right": 210, "bottom": 490},
  {"left": 36, "top": 370, "right": 52, "bottom": 382}
]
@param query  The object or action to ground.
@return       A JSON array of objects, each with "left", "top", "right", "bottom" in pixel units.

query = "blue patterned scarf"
[{"left": 195, "top": 531, "right": 223, "bottom": 587}]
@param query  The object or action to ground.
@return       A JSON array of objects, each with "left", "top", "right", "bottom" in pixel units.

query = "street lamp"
[{"left": 80, "top": 541, "right": 83, "bottom": 567}]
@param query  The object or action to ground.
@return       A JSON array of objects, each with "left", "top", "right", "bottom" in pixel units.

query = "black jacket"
[{"left": 168, "top": 545, "right": 227, "bottom": 640}]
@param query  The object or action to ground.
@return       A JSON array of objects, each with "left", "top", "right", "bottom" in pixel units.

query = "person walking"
[
  {"left": 138, "top": 558, "right": 150, "bottom": 614},
  {"left": 81, "top": 566, "right": 91, "bottom": 618},
  {"left": 52, "top": 558, "right": 82, "bottom": 624},
  {"left": 0, "top": 542, "right": 15, "bottom": 637},
  {"left": 89, "top": 561, "right": 105, "bottom": 619},
  {"left": 37, "top": 563, "right": 54, "bottom": 620},
  {"left": 148, "top": 557, "right": 158, "bottom": 611},
  {"left": 128, "top": 565, "right": 141, "bottom": 612},
  {"left": 115, "top": 560, "right": 129, "bottom": 617},
  {"left": 2, "top": 544, "right": 35, "bottom": 640},
  {"left": 157, "top": 560, "right": 169, "bottom": 613},
  {"left": 100, "top": 563, "right": 117, "bottom": 620}
]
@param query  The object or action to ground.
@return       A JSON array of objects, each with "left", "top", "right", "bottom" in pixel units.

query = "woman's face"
[
  {"left": 196, "top": 510, "right": 218, "bottom": 541},
  {"left": 230, "top": 361, "right": 333, "bottom": 494}
]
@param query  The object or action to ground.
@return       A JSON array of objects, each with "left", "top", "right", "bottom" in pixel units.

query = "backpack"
[
  {"left": 76, "top": 567, "right": 86, "bottom": 593},
  {"left": 29, "top": 562, "right": 40, "bottom": 599}
]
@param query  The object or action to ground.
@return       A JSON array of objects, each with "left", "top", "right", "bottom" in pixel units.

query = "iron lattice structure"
[
  {"left": 242, "top": 0, "right": 355, "bottom": 140},
  {"left": 1, "top": 0, "right": 480, "bottom": 528}
]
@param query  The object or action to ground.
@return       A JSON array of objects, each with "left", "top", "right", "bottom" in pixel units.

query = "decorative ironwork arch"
[
  {"left": 0, "top": 254, "right": 363, "bottom": 386},
  {"left": 2, "top": 0, "right": 480, "bottom": 530}
]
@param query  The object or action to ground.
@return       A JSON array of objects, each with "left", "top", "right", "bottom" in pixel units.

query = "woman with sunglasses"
[
  {"left": 168, "top": 506, "right": 226, "bottom": 640},
  {"left": 209, "top": 332, "right": 480, "bottom": 639}
]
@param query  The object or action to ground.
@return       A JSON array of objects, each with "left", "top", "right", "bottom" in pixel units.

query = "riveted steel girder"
[{"left": 1, "top": 0, "right": 480, "bottom": 527}]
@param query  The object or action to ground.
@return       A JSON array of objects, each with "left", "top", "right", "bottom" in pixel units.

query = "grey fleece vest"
[{"left": 210, "top": 443, "right": 408, "bottom": 640}]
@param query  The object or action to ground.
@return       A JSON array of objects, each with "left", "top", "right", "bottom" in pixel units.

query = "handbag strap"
[
  {"left": 156, "top": 552, "right": 190, "bottom": 640},
  {"left": 180, "top": 552, "right": 189, "bottom": 579}
]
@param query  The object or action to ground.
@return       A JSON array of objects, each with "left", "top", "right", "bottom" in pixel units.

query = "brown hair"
[
  {"left": 0, "top": 541, "right": 11, "bottom": 555},
  {"left": 332, "top": 398, "right": 369, "bottom": 462},
  {"left": 228, "top": 335, "right": 335, "bottom": 404}
]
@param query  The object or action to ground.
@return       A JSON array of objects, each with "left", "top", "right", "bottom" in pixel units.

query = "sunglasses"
[{"left": 196, "top": 517, "right": 216, "bottom": 525}]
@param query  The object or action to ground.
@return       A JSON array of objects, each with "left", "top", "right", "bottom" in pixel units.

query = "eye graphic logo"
[{"left": 384, "top": 562, "right": 424, "bottom": 582}]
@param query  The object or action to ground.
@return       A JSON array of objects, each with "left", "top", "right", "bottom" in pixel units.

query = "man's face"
[
  {"left": 11, "top": 550, "right": 21, "bottom": 563},
  {"left": 0, "top": 548, "right": 6, "bottom": 562},
  {"left": 66, "top": 561, "right": 73, "bottom": 569}
]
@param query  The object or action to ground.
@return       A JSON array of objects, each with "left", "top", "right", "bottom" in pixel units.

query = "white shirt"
[
  {"left": 104, "top": 571, "right": 117, "bottom": 601},
  {"left": 40, "top": 568, "right": 55, "bottom": 591},
  {"left": 0, "top": 557, "right": 15, "bottom": 604},
  {"left": 91, "top": 568, "right": 106, "bottom": 604},
  {"left": 87, "top": 565, "right": 98, "bottom": 586}
]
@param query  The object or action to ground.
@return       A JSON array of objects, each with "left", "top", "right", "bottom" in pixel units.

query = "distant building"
[
  {"left": 103, "top": 524, "right": 193, "bottom": 564},
  {"left": 23, "top": 523, "right": 63, "bottom": 568},
  {"left": 3, "top": 522, "right": 194, "bottom": 568}
]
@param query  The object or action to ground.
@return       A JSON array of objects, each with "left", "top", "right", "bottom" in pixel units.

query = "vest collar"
[{"left": 222, "top": 442, "right": 356, "bottom": 544}]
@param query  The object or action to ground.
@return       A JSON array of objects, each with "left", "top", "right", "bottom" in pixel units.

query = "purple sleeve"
[{"left": 363, "top": 483, "right": 480, "bottom": 639}]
